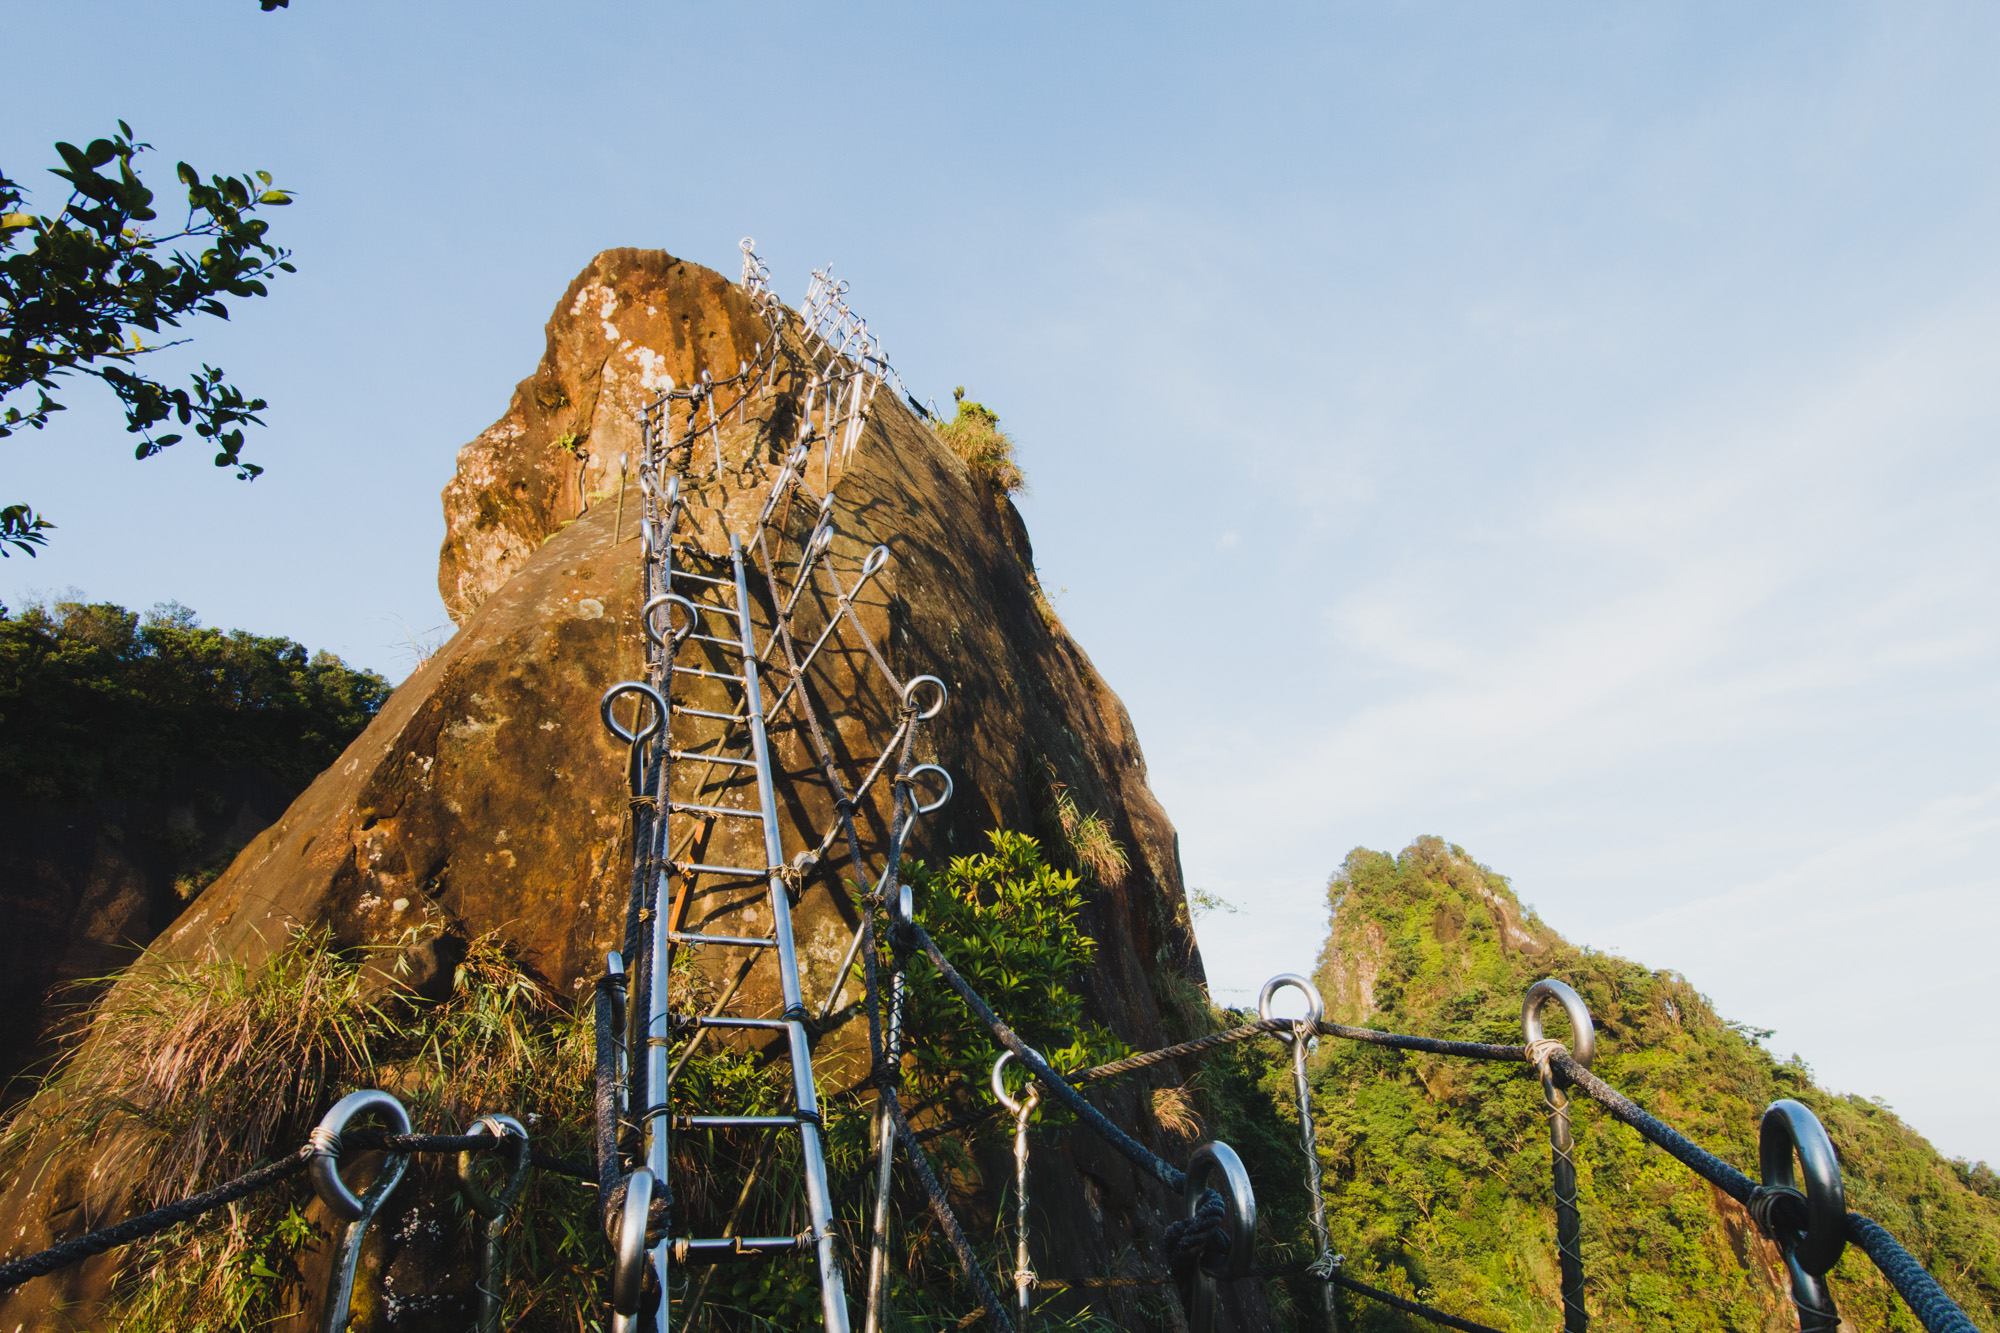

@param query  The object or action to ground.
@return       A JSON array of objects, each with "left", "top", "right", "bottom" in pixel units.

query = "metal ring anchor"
[
  {"left": 990, "top": 1047, "right": 1046, "bottom": 1114},
  {"left": 993, "top": 1049, "right": 1044, "bottom": 1323},
  {"left": 309, "top": 1089, "right": 412, "bottom": 1222},
  {"left": 1185, "top": 1141, "right": 1257, "bottom": 1333},
  {"left": 601, "top": 682, "right": 666, "bottom": 746},
  {"left": 902, "top": 674, "right": 948, "bottom": 720},
  {"left": 1758, "top": 1099, "right": 1847, "bottom": 1275},
  {"left": 810, "top": 518, "right": 837, "bottom": 558},
  {"left": 641, "top": 594, "right": 701, "bottom": 650},
  {"left": 457, "top": 1114, "right": 532, "bottom": 1218},
  {"left": 860, "top": 545, "right": 891, "bottom": 580},
  {"left": 611, "top": 1169, "right": 655, "bottom": 1317},
  {"left": 903, "top": 764, "right": 953, "bottom": 817},
  {"left": 1522, "top": 978, "right": 1597, "bottom": 1070},
  {"left": 1524, "top": 980, "right": 1593, "bottom": 1333},
  {"left": 457, "top": 1115, "right": 532, "bottom": 1333},
  {"left": 309, "top": 1089, "right": 412, "bottom": 1333},
  {"left": 1257, "top": 973, "right": 1325, "bottom": 1044}
]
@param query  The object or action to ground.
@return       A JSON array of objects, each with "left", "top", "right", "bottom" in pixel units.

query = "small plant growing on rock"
[
  {"left": 935, "top": 386, "right": 1024, "bottom": 495},
  {"left": 1037, "top": 760, "right": 1130, "bottom": 888}
]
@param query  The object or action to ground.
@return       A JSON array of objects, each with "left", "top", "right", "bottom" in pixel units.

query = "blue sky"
[{"left": 7, "top": 3, "right": 1997, "bottom": 1162}]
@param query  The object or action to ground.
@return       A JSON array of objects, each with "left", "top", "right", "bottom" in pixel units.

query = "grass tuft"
[
  {"left": 1042, "top": 765, "right": 1130, "bottom": 888},
  {"left": 934, "top": 390, "right": 1025, "bottom": 495},
  {"left": 4, "top": 926, "right": 375, "bottom": 1202},
  {"left": 1150, "top": 1083, "right": 1203, "bottom": 1141},
  {"left": 0, "top": 925, "right": 605, "bottom": 1332}
]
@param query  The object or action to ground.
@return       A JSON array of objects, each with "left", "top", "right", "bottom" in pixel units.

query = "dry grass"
[
  {"left": 3, "top": 926, "right": 377, "bottom": 1202},
  {"left": 934, "top": 392, "right": 1025, "bottom": 495},
  {"left": 0, "top": 925, "right": 603, "bottom": 1332},
  {"left": 1151, "top": 1083, "right": 1204, "bottom": 1141}
]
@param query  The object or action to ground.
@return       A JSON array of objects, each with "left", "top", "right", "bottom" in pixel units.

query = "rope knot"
[
  {"left": 629, "top": 795, "right": 659, "bottom": 813},
  {"left": 1165, "top": 1189, "right": 1232, "bottom": 1281},
  {"left": 1749, "top": 1184, "right": 1809, "bottom": 1240},
  {"left": 1524, "top": 1037, "right": 1567, "bottom": 1079},
  {"left": 772, "top": 855, "right": 817, "bottom": 894}
]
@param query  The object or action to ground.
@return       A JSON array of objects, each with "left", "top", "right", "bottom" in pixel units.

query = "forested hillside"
[
  {"left": 0, "top": 599, "right": 391, "bottom": 1091},
  {"left": 1196, "top": 836, "right": 1999, "bottom": 1332}
]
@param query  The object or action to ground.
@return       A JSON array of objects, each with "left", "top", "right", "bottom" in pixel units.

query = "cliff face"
[
  {"left": 1256, "top": 836, "right": 2000, "bottom": 1333},
  {"left": 0, "top": 250, "right": 1226, "bottom": 1331}
]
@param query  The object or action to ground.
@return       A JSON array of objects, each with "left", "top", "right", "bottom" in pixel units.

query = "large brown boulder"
[
  {"left": 0, "top": 249, "right": 1239, "bottom": 1331},
  {"left": 437, "top": 248, "right": 773, "bottom": 624}
]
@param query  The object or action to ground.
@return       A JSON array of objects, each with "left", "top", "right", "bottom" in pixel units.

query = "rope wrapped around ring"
[{"left": 1164, "top": 1189, "right": 1232, "bottom": 1282}]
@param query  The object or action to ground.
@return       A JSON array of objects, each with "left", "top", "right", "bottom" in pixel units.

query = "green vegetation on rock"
[
  {"left": 935, "top": 387, "right": 1024, "bottom": 496},
  {"left": 0, "top": 924, "right": 600, "bottom": 1331},
  {"left": 1205, "top": 835, "right": 2000, "bottom": 1332},
  {"left": 0, "top": 830, "right": 1125, "bottom": 1330}
]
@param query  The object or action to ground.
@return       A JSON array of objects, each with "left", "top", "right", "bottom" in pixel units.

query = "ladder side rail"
[{"left": 728, "top": 532, "right": 851, "bottom": 1333}]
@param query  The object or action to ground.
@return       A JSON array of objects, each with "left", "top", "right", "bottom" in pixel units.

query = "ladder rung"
[
  {"left": 673, "top": 861, "right": 769, "bottom": 879},
  {"left": 679, "top": 1115, "right": 800, "bottom": 1131},
  {"left": 699, "top": 1015, "right": 790, "bottom": 1030},
  {"left": 675, "top": 705, "right": 741, "bottom": 722},
  {"left": 669, "top": 800, "right": 762, "bottom": 820},
  {"left": 672, "top": 665, "right": 746, "bottom": 683},
  {"left": 669, "top": 750, "right": 756, "bottom": 768},
  {"left": 670, "top": 570, "right": 734, "bottom": 587},
  {"left": 670, "top": 932, "right": 776, "bottom": 949},
  {"left": 673, "top": 1236, "right": 811, "bottom": 1263},
  {"left": 687, "top": 633, "right": 745, "bottom": 649}
]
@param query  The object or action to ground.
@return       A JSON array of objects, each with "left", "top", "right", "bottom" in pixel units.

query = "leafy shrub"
[
  {"left": 901, "top": 830, "right": 1128, "bottom": 1115},
  {"left": 677, "top": 831, "right": 1130, "bottom": 1330}
]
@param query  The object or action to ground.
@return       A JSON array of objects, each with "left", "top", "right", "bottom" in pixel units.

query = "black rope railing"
[
  {"left": 0, "top": 1129, "right": 541, "bottom": 1294},
  {"left": 2, "top": 987, "right": 1984, "bottom": 1333},
  {"left": 1845, "top": 1213, "right": 1981, "bottom": 1333},
  {"left": 897, "top": 967, "right": 1985, "bottom": 1333}
]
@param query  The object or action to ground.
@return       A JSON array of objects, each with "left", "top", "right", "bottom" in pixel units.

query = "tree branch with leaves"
[{"left": 0, "top": 122, "right": 293, "bottom": 554}]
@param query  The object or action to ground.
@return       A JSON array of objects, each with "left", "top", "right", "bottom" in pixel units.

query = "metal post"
[
  {"left": 865, "top": 861, "right": 917, "bottom": 1333},
  {"left": 1260, "top": 974, "right": 1337, "bottom": 1333},
  {"left": 992, "top": 1049, "right": 1042, "bottom": 1322},
  {"left": 1524, "top": 979, "right": 1597, "bottom": 1333}
]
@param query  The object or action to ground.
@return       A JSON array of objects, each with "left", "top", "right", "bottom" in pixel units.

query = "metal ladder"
[{"left": 634, "top": 530, "right": 848, "bottom": 1332}]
